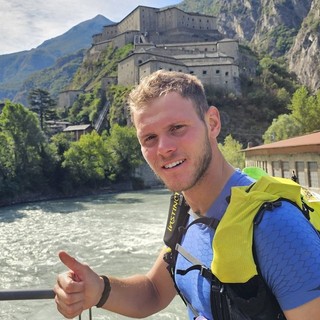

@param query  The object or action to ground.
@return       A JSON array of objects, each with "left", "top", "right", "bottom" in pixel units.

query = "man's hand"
[{"left": 54, "top": 251, "right": 104, "bottom": 319}]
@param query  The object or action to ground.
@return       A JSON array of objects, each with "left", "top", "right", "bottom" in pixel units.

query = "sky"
[{"left": 0, "top": 0, "right": 182, "bottom": 55}]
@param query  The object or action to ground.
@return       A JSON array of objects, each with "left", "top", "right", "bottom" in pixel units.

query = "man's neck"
[{"left": 183, "top": 160, "right": 235, "bottom": 215}]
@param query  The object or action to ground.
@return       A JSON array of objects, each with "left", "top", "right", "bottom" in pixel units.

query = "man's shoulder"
[{"left": 254, "top": 199, "right": 318, "bottom": 245}]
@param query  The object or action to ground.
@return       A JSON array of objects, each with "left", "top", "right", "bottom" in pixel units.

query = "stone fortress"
[
  {"left": 94, "top": 5, "right": 240, "bottom": 92},
  {"left": 59, "top": 5, "right": 246, "bottom": 109}
]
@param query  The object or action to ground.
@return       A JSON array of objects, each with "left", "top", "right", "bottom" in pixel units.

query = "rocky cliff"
[
  {"left": 287, "top": 0, "right": 320, "bottom": 91},
  {"left": 179, "top": 0, "right": 319, "bottom": 91},
  {"left": 179, "top": 0, "right": 312, "bottom": 54}
]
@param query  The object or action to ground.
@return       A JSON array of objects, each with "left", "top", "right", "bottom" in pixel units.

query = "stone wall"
[{"left": 92, "top": 6, "right": 219, "bottom": 46}]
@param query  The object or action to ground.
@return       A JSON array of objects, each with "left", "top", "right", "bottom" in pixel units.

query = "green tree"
[
  {"left": 28, "top": 88, "right": 56, "bottom": 130},
  {"left": 263, "top": 114, "right": 302, "bottom": 143},
  {"left": 62, "top": 131, "right": 110, "bottom": 186},
  {"left": 106, "top": 124, "right": 143, "bottom": 181},
  {"left": 218, "top": 135, "right": 245, "bottom": 169},
  {"left": 50, "top": 132, "right": 73, "bottom": 159},
  {"left": 107, "top": 85, "right": 133, "bottom": 128},
  {"left": 288, "top": 86, "right": 320, "bottom": 135},
  {"left": 0, "top": 102, "right": 44, "bottom": 176},
  {"left": 0, "top": 131, "right": 15, "bottom": 196},
  {"left": 0, "top": 101, "right": 51, "bottom": 193}
]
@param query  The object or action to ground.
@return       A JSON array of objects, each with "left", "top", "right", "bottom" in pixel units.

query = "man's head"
[
  {"left": 128, "top": 70, "right": 222, "bottom": 193},
  {"left": 128, "top": 70, "right": 210, "bottom": 124}
]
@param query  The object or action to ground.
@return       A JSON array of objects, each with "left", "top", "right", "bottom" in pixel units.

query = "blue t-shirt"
[{"left": 174, "top": 170, "right": 320, "bottom": 319}]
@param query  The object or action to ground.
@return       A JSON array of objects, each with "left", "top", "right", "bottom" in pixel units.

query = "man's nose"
[{"left": 157, "top": 135, "right": 177, "bottom": 156}]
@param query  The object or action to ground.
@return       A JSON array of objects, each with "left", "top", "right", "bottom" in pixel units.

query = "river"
[{"left": 0, "top": 189, "right": 186, "bottom": 320}]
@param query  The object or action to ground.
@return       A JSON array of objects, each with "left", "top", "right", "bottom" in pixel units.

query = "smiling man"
[{"left": 54, "top": 70, "right": 320, "bottom": 320}]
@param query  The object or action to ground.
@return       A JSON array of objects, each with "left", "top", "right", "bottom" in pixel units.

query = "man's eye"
[
  {"left": 145, "top": 135, "right": 156, "bottom": 142},
  {"left": 171, "top": 125, "right": 184, "bottom": 132},
  {"left": 143, "top": 135, "right": 157, "bottom": 146}
]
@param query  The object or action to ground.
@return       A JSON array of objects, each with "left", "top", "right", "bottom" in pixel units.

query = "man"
[{"left": 54, "top": 70, "right": 320, "bottom": 319}]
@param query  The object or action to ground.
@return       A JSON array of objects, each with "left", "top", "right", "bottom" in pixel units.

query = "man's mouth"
[{"left": 163, "top": 160, "right": 185, "bottom": 169}]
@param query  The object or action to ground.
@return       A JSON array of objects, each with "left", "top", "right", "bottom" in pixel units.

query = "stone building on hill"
[
  {"left": 90, "top": 5, "right": 241, "bottom": 94},
  {"left": 92, "top": 6, "right": 222, "bottom": 47}
]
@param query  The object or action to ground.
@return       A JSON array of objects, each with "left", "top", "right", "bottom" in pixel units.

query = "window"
[
  {"left": 216, "top": 70, "right": 220, "bottom": 74},
  {"left": 263, "top": 161, "right": 268, "bottom": 173},
  {"left": 202, "top": 70, "right": 207, "bottom": 75},
  {"left": 296, "top": 161, "right": 306, "bottom": 186},
  {"left": 308, "top": 162, "right": 319, "bottom": 188},
  {"left": 272, "top": 161, "right": 281, "bottom": 177},
  {"left": 282, "top": 161, "right": 290, "bottom": 179},
  {"left": 225, "top": 71, "right": 229, "bottom": 76}
]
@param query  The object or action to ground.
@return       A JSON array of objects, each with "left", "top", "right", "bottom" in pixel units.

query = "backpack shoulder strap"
[{"left": 163, "top": 192, "right": 190, "bottom": 250}]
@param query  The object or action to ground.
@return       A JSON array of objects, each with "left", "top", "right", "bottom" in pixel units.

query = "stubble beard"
[{"left": 152, "top": 133, "right": 213, "bottom": 192}]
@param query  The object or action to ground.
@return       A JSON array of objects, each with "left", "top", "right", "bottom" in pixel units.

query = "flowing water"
[{"left": 0, "top": 189, "right": 186, "bottom": 319}]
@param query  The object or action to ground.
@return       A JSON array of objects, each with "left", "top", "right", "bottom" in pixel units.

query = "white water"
[{"left": 0, "top": 189, "right": 186, "bottom": 319}]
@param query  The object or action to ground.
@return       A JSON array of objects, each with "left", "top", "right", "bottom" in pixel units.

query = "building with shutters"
[{"left": 243, "top": 131, "right": 320, "bottom": 192}]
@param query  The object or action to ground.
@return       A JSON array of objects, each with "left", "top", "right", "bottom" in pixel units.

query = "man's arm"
[
  {"left": 54, "top": 248, "right": 176, "bottom": 319},
  {"left": 284, "top": 297, "right": 320, "bottom": 320}
]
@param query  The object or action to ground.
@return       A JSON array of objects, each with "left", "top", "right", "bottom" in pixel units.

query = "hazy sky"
[{"left": 0, "top": 0, "right": 182, "bottom": 55}]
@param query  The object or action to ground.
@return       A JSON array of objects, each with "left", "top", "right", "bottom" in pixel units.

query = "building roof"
[
  {"left": 243, "top": 131, "right": 320, "bottom": 155},
  {"left": 63, "top": 124, "right": 91, "bottom": 132}
]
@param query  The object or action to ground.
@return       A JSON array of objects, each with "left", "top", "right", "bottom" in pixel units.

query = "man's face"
[{"left": 134, "top": 92, "right": 212, "bottom": 192}]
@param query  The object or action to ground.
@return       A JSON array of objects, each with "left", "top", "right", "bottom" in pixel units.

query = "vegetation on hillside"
[
  {"left": 205, "top": 53, "right": 299, "bottom": 146},
  {"left": 0, "top": 101, "right": 143, "bottom": 206},
  {"left": 70, "top": 44, "right": 133, "bottom": 90},
  {"left": 263, "top": 86, "right": 320, "bottom": 143},
  {"left": 19, "top": 50, "right": 85, "bottom": 103}
]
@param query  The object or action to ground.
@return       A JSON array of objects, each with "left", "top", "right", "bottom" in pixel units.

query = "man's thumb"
[{"left": 58, "top": 251, "right": 84, "bottom": 279}]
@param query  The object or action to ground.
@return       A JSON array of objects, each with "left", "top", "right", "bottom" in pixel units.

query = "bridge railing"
[{"left": 0, "top": 289, "right": 92, "bottom": 319}]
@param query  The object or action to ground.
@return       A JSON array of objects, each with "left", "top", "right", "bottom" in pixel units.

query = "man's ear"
[{"left": 206, "top": 106, "right": 221, "bottom": 138}]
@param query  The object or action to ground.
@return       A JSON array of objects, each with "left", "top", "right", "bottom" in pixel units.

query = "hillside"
[
  {"left": 0, "top": 14, "right": 113, "bottom": 102},
  {"left": 287, "top": 0, "right": 320, "bottom": 91},
  {"left": 178, "top": 0, "right": 319, "bottom": 92}
]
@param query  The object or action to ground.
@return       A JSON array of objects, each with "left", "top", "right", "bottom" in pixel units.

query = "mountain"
[
  {"left": 287, "top": 0, "right": 320, "bottom": 91},
  {"left": 0, "top": 14, "right": 113, "bottom": 102},
  {"left": 1, "top": 1, "right": 319, "bottom": 105},
  {"left": 178, "top": 0, "right": 319, "bottom": 92},
  {"left": 178, "top": 0, "right": 312, "bottom": 55}
]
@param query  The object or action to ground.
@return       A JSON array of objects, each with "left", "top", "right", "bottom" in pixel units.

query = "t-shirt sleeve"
[{"left": 254, "top": 201, "right": 320, "bottom": 310}]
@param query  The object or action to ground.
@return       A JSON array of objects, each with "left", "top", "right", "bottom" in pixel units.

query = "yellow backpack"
[
  {"left": 212, "top": 170, "right": 320, "bottom": 283},
  {"left": 163, "top": 169, "right": 320, "bottom": 319}
]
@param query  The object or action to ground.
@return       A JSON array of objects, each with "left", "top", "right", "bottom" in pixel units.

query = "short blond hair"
[{"left": 128, "top": 70, "right": 209, "bottom": 122}]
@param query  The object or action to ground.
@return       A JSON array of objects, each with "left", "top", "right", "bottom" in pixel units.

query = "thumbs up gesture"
[{"left": 54, "top": 251, "right": 104, "bottom": 319}]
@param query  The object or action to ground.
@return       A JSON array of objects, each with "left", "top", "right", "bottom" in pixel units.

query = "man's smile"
[{"left": 163, "top": 159, "right": 186, "bottom": 169}]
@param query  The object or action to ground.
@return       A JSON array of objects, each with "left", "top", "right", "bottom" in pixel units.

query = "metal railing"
[{"left": 0, "top": 289, "right": 92, "bottom": 319}]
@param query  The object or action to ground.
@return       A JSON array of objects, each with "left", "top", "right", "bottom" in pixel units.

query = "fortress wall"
[
  {"left": 118, "top": 8, "right": 141, "bottom": 34},
  {"left": 117, "top": 6, "right": 158, "bottom": 35},
  {"left": 157, "top": 8, "right": 217, "bottom": 32},
  {"left": 217, "top": 40, "right": 239, "bottom": 60},
  {"left": 58, "top": 90, "right": 83, "bottom": 108},
  {"left": 138, "top": 6, "right": 158, "bottom": 33},
  {"left": 93, "top": 25, "right": 118, "bottom": 44},
  {"left": 156, "top": 42, "right": 218, "bottom": 53},
  {"left": 118, "top": 54, "right": 141, "bottom": 85},
  {"left": 112, "top": 31, "right": 138, "bottom": 48},
  {"left": 139, "top": 60, "right": 188, "bottom": 81}
]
